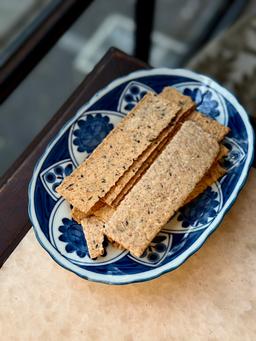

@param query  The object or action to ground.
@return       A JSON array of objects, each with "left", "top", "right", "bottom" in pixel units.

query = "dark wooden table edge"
[{"left": 0, "top": 48, "right": 149, "bottom": 267}]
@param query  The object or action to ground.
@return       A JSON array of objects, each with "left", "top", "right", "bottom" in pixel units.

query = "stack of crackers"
[{"left": 57, "top": 88, "right": 230, "bottom": 258}]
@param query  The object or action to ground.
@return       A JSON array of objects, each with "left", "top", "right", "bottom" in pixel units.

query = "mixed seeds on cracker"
[{"left": 57, "top": 87, "right": 230, "bottom": 259}]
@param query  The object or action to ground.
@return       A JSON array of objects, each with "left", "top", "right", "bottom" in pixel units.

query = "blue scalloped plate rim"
[{"left": 28, "top": 68, "right": 254, "bottom": 285}]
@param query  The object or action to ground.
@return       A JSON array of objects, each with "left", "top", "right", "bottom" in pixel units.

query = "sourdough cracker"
[
  {"left": 104, "top": 88, "right": 229, "bottom": 207},
  {"left": 93, "top": 205, "right": 115, "bottom": 222},
  {"left": 75, "top": 144, "right": 228, "bottom": 257},
  {"left": 72, "top": 205, "right": 115, "bottom": 258},
  {"left": 184, "top": 163, "right": 226, "bottom": 204},
  {"left": 71, "top": 207, "right": 86, "bottom": 224},
  {"left": 112, "top": 122, "right": 181, "bottom": 207},
  {"left": 103, "top": 88, "right": 195, "bottom": 206},
  {"left": 105, "top": 121, "right": 219, "bottom": 257},
  {"left": 160, "top": 87, "right": 194, "bottom": 112},
  {"left": 188, "top": 111, "right": 230, "bottom": 141},
  {"left": 114, "top": 144, "right": 228, "bottom": 208},
  {"left": 81, "top": 216, "right": 105, "bottom": 258},
  {"left": 162, "top": 87, "right": 230, "bottom": 143},
  {"left": 112, "top": 132, "right": 229, "bottom": 207},
  {"left": 184, "top": 144, "right": 228, "bottom": 204},
  {"left": 72, "top": 205, "right": 114, "bottom": 224},
  {"left": 56, "top": 93, "right": 181, "bottom": 213}
]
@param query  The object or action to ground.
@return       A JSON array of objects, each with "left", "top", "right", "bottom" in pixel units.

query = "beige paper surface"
[{"left": 1, "top": 170, "right": 256, "bottom": 341}]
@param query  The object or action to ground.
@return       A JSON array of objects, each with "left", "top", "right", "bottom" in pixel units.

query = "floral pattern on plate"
[
  {"left": 164, "top": 183, "right": 223, "bottom": 233},
  {"left": 73, "top": 113, "right": 114, "bottom": 153},
  {"left": 222, "top": 137, "right": 246, "bottom": 171},
  {"left": 117, "top": 81, "right": 155, "bottom": 114},
  {"left": 128, "top": 233, "right": 172, "bottom": 267},
  {"left": 68, "top": 110, "right": 124, "bottom": 167},
  {"left": 49, "top": 199, "right": 128, "bottom": 266},
  {"left": 174, "top": 82, "right": 229, "bottom": 125},
  {"left": 183, "top": 88, "right": 220, "bottom": 118},
  {"left": 177, "top": 187, "right": 221, "bottom": 228},
  {"left": 59, "top": 218, "right": 88, "bottom": 258},
  {"left": 29, "top": 69, "right": 253, "bottom": 284},
  {"left": 40, "top": 159, "right": 75, "bottom": 200}
]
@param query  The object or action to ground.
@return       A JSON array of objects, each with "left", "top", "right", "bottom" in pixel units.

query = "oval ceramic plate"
[{"left": 28, "top": 69, "right": 254, "bottom": 285}]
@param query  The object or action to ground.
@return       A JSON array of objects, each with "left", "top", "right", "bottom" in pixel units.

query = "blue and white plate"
[{"left": 28, "top": 69, "right": 254, "bottom": 285}]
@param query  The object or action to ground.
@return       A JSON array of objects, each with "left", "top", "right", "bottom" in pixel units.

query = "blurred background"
[{"left": 0, "top": 0, "right": 256, "bottom": 175}]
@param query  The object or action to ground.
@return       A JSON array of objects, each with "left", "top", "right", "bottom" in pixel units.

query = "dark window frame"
[{"left": 0, "top": 0, "right": 93, "bottom": 104}]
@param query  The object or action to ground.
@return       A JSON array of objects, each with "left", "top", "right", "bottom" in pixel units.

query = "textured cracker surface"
[
  {"left": 93, "top": 205, "right": 115, "bottom": 222},
  {"left": 103, "top": 88, "right": 194, "bottom": 205},
  {"left": 104, "top": 88, "right": 230, "bottom": 207},
  {"left": 81, "top": 216, "right": 105, "bottom": 259},
  {"left": 189, "top": 111, "right": 230, "bottom": 141},
  {"left": 184, "top": 144, "right": 228, "bottom": 204},
  {"left": 115, "top": 144, "right": 228, "bottom": 207},
  {"left": 185, "top": 163, "right": 226, "bottom": 204},
  {"left": 160, "top": 87, "right": 194, "bottom": 112},
  {"left": 105, "top": 121, "right": 219, "bottom": 257},
  {"left": 72, "top": 204, "right": 114, "bottom": 224},
  {"left": 73, "top": 145, "right": 227, "bottom": 255},
  {"left": 56, "top": 93, "right": 180, "bottom": 213},
  {"left": 71, "top": 207, "right": 86, "bottom": 223},
  {"left": 112, "top": 122, "right": 181, "bottom": 207}
]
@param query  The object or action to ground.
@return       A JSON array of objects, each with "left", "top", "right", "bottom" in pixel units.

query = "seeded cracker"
[
  {"left": 112, "top": 123, "right": 181, "bottom": 207},
  {"left": 56, "top": 93, "right": 181, "bottom": 214},
  {"left": 73, "top": 143, "right": 228, "bottom": 257},
  {"left": 103, "top": 88, "right": 195, "bottom": 206},
  {"left": 160, "top": 87, "right": 194, "bottom": 112},
  {"left": 188, "top": 111, "right": 230, "bottom": 141},
  {"left": 72, "top": 204, "right": 114, "bottom": 224},
  {"left": 66, "top": 88, "right": 230, "bottom": 258},
  {"left": 74, "top": 144, "right": 227, "bottom": 258},
  {"left": 185, "top": 163, "right": 226, "bottom": 205},
  {"left": 93, "top": 205, "right": 115, "bottom": 222},
  {"left": 113, "top": 143, "right": 228, "bottom": 208},
  {"left": 105, "top": 121, "right": 219, "bottom": 257},
  {"left": 71, "top": 207, "right": 86, "bottom": 223},
  {"left": 81, "top": 216, "right": 105, "bottom": 259},
  {"left": 110, "top": 115, "right": 229, "bottom": 207},
  {"left": 184, "top": 145, "right": 228, "bottom": 204},
  {"left": 103, "top": 87, "right": 229, "bottom": 207}
]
